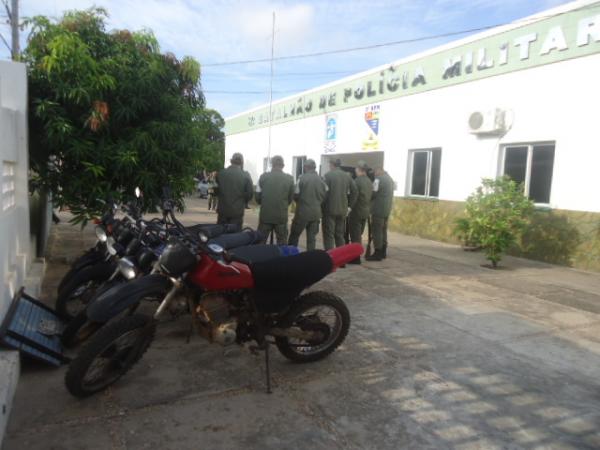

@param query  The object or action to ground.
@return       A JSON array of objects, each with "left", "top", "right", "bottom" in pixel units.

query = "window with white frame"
[
  {"left": 408, "top": 148, "right": 441, "bottom": 197},
  {"left": 2, "top": 161, "right": 16, "bottom": 211},
  {"left": 502, "top": 142, "right": 555, "bottom": 204}
]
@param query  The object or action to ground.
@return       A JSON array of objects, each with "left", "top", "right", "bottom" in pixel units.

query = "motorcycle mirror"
[{"left": 134, "top": 187, "right": 141, "bottom": 198}]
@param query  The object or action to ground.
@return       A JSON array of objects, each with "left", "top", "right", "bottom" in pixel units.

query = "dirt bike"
[
  {"left": 64, "top": 230, "right": 363, "bottom": 397},
  {"left": 55, "top": 192, "right": 241, "bottom": 320}
]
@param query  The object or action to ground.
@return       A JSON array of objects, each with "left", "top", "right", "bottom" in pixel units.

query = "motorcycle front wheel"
[
  {"left": 65, "top": 314, "right": 156, "bottom": 398},
  {"left": 55, "top": 263, "right": 115, "bottom": 319},
  {"left": 275, "top": 291, "right": 350, "bottom": 363}
]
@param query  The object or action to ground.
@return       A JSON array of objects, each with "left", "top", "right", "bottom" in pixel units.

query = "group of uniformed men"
[{"left": 214, "top": 152, "right": 393, "bottom": 263}]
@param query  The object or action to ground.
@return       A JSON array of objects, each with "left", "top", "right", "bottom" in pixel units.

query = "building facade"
[{"left": 225, "top": 1, "right": 600, "bottom": 271}]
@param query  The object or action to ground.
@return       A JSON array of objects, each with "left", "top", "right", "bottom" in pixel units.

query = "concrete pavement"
[{"left": 4, "top": 197, "right": 600, "bottom": 449}]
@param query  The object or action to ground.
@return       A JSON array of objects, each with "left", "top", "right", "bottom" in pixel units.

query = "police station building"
[{"left": 225, "top": 0, "right": 600, "bottom": 271}]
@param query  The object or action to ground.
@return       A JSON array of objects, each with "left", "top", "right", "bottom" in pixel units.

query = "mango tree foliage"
[{"left": 24, "top": 8, "right": 225, "bottom": 223}]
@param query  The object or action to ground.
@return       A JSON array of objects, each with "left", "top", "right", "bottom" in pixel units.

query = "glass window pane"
[
  {"left": 504, "top": 146, "right": 528, "bottom": 186},
  {"left": 529, "top": 145, "right": 555, "bottom": 203},
  {"left": 411, "top": 152, "right": 428, "bottom": 195},
  {"left": 429, "top": 149, "right": 442, "bottom": 197}
]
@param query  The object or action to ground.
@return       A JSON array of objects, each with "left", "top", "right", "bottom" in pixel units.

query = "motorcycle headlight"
[
  {"left": 95, "top": 226, "right": 108, "bottom": 243},
  {"left": 118, "top": 258, "right": 137, "bottom": 280}
]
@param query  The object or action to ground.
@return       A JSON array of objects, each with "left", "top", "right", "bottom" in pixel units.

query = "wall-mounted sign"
[
  {"left": 362, "top": 105, "right": 380, "bottom": 150},
  {"left": 226, "top": 5, "right": 600, "bottom": 136},
  {"left": 324, "top": 114, "right": 337, "bottom": 153}
]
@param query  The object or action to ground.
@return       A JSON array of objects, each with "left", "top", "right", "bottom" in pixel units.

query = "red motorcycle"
[{"left": 65, "top": 232, "right": 363, "bottom": 397}]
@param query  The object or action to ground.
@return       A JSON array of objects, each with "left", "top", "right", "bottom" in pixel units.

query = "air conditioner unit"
[{"left": 468, "top": 109, "right": 506, "bottom": 135}]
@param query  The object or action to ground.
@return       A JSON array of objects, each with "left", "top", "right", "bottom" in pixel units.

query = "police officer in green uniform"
[
  {"left": 288, "top": 159, "right": 327, "bottom": 251},
  {"left": 322, "top": 159, "right": 358, "bottom": 250},
  {"left": 255, "top": 155, "right": 295, "bottom": 244},
  {"left": 366, "top": 167, "right": 394, "bottom": 261},
  {"left": 348, "top": 160, "right": 373, "bottom": 264},
  {"left": 216, "top": 152, "right": 253, "bottom": 229}
]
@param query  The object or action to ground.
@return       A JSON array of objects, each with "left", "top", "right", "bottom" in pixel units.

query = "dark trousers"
[
  {"left": 288, "top": 217, "right": 320, "bottom": 251},
  {"left": 372, "top": 216, "right": 388, "bottom": 251},
  {"left": 217, "top": 213, "right": 243, "bottom": 231},
  {"left": 258, "top": 222, "right": 288, "bottom": 245},
  {"left": 348, "top": 216, "right": 367, "bottom": 245},
  {"left": 322, "top": 214, "right": 346, "bottom": 250}
]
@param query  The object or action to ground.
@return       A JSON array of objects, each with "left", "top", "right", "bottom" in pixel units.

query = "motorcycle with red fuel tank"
[{"left": 65, "top": 230, "right": 363, "bottom": 397}]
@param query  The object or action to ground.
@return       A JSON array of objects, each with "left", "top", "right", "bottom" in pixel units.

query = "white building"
[
  {"left": 0, "top": 60, "right": 45, "bottom": 443},
  {"left": 225, "top": 1, "right": 600, "bottom": 271}
]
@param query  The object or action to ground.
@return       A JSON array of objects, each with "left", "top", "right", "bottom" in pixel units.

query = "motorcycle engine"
[{"left": 196, "top": 293, "right": 237, "bottom": 346}]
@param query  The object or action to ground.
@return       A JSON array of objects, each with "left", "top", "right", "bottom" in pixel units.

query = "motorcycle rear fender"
[{"left": 86, "top": 274, "right": 172, "bottom": 323}]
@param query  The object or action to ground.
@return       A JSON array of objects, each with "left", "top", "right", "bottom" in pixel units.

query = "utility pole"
[
  {"left": 1, "top": 0, "right": 19, "bottom": 60},
  {"left": 266, "top": 11, "right": 275, "bottom": 167},
  {"left": 10, "top": 0, "right": 18, "bottom": 59}
]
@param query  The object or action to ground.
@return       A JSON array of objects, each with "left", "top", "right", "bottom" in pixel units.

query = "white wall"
[
  {"left": 0, "top": 61, "right": 31, "bottom": 319},
  {"left": 226, "top": 53, "right": 600, "bottom": 213}
]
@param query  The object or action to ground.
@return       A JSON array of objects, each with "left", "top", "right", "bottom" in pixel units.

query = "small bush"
[{"left": 455, "top": 177, "right": 534, "bottom": 267}]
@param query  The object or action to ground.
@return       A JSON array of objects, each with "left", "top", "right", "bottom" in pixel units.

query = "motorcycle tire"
[
  {"left": 57, "top": 248, "right": 103, "bottom": 294},
  {"left": 65, "top": 314, "right": 156, "bottom": 398},
  {"left": 55, "top": 263, "right": 115, "bottom": 320},
  {"left": 61, "top": 310, "right": 103, "bottom": 348},
  {"left": 275, "top": 291, "right": 350, "bottom": 363}
]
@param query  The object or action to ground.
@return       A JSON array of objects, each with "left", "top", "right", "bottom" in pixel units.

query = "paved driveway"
[{"left": 4, "top": 198, "right": 600, "bottom": 449}]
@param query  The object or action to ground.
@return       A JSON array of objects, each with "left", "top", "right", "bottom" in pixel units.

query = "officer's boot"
[
  {"left": 348, "top": 256, "right": 361, "bottom": 265},
  {"left": 382, "top": 245, "right": 387, "bottom": 259},
  {"left": 365, "top": 249, "right": 383, "bottom": 261}
]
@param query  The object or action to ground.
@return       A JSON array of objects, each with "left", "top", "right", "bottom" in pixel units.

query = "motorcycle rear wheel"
[
  {"left": 65, "top": 314, "right": 156, "bottom": 398},
  {"left": 275, "top": 291, "right": 350, "bottom": 363}
]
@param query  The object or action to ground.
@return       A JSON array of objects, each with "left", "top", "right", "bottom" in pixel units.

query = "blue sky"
[{"left": 1, "top": 0, "right": 572, "bottom": 117}]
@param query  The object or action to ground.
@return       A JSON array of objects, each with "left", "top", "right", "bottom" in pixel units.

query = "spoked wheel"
[
  {"left": 275, "top": 291, "right": 350, "bottom": 363},
  {"left": 57, "top": 280, "right": 100, "bottom": 319},
  {"left": 55, "top": 264, "right": 115, "bottom": 319},
  {"left": 61, "top": 311, "right": 103, "bottom": 348},
  {"left": 65, "top": 314, "right": 156, "bottom": 398}
]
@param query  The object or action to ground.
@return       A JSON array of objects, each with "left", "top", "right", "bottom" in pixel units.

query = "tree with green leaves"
[
  {"left": 24, "top": 8, "right": 224, "bottom": 224},
  {"left": 455, "top": 176, "right": 534, "bottom": 267}
]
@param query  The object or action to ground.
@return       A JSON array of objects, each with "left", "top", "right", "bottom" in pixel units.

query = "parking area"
[{"left": 4, "top": 197, "right": 600, "bottom": 450}]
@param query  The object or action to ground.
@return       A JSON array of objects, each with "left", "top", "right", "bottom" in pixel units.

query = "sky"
[{"left": 1, "top": 0, "right": 573, "bottom": 118}]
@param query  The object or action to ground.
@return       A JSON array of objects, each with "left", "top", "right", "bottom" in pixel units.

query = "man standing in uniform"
[
  {"left": 322, "top": 159, "right": 357, "bottom": 250},
  {"left": 288, "top": 159, "right": 327, "bottom": 251},
  {"left": 216, "top": 152, "right": 253, "bottom": 229},
  {"left": 366, "top": 167, "right": 394, "bottom": 261},
  {"left": 255, "top": 155, "right": 295, "bottom": 244},
  {"left": 348, "top": 160, "right": 373, "bottom": 264}
]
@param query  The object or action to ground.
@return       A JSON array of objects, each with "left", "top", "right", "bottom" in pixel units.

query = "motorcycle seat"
[
  {"left": 209, "top": 230, "right": 263, "bottom": 250},
  {"left": 251, "top": 250, "right": 333, "bottom": 293}
]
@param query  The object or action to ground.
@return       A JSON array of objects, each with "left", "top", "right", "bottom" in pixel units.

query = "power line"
[
  {"left": 204, "top": 89, "right": 302, "bottom": 94},
  {"left": 202, "top": 3, "right": 599, "bottom": 67}
]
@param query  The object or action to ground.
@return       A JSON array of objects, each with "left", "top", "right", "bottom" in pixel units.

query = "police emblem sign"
[
  {"left": 362, "top": 104, "right": 380, "bottom": 150},
  {"left": 324, "top": 114, "right": 337, "bottom": 153}
]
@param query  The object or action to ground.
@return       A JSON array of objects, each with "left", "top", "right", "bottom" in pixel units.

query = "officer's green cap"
[
  {"left": 231, "top": 153, "right": 244, "bottom": 164},
  {"left": 271, "top": 155, "right": 284, "bottom": 167},
  {"left": 304, "top": 159, "right": 316, "bottom": 169}
]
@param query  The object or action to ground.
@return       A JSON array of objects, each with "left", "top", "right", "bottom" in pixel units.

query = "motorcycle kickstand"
[
  {"left": 186, "top": 320, "right": 194, "bottom": 344},
  {"left": 264, "top": 342, "right": 272, "bottom": 394}
]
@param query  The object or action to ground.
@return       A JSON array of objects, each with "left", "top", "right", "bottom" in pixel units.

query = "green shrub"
[{"left": 456, "top": 177, "right": 534, "bottom": 267}]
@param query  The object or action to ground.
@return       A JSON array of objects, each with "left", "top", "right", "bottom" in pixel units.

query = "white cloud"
[{"left": 1, "top": 0, "right": 577, "bottom": 116}]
